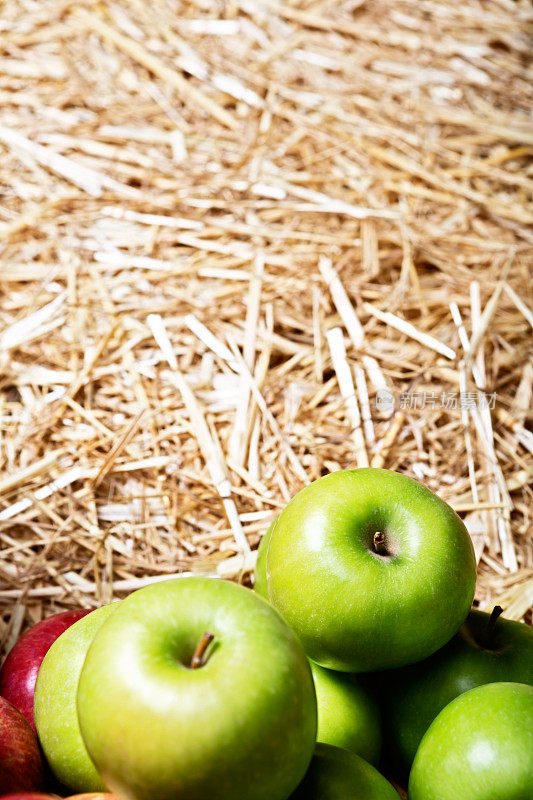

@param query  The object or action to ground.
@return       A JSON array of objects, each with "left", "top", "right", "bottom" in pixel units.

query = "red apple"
[
  {"left": 0, "top": 795, "right": 58, "bottom": 800},
  {"left": 0, "top": 696, "right": 44, "bottom": 793},
  {"left": 0, "top": 609, "right": 89, "bottom": 731}
]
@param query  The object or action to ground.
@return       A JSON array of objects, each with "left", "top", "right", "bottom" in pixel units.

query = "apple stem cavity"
[
  {"left": 190, "top": 632, "right": 214, "bottom": 669},
  {"left": 372, "top": 531, "right": 388, "bottom": 557},
  {"left": 484, "top": 605, "right": 503, "bottom": 648}
]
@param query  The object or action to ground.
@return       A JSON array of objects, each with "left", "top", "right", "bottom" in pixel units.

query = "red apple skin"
[
  {"left": 0, "top": 610, "right": 90, "bottom": 732},
  {"left": 0, "top": 696, "right": 44, "bottom": 793},
  {"left": 0, "top": 795, "right": 58, "bottom": 800}
]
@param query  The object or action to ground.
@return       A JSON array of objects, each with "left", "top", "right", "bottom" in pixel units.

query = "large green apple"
[
  {"left": 265, "top": 468, "right": 476, "bottom": 671},
  {"left": 289, "top": 743, "right": 400, "bottom": 800},
  {"left": 77, "top": 577, "right": 317, "bottom": 800},
  {"left": 409, "top": 682, "right": 533, "bottom": 800},
  {"left": 380, "top": 607, "right": 533, "bottom": 777},
  {"left": 34, "top": 604, "right": 118, "bottom": 791},
  {"left": 310, "top": 662, "right": 381, "bottom": 765}
]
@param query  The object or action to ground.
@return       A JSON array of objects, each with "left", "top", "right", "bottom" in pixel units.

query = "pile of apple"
[{"left": 1, "top": 468, "right": 532, "bottom": 800}]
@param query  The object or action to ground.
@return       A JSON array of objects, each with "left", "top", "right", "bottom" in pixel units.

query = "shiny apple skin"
[
  {"left": 289, "top": 743, "right": 400, "bottom": 800},
  {"left": 34, "top": 606, "right": 117, "bottom": 792},
  {"left": 77, "top": 577, "right": 317, "bottom": 800},
  {"left": 0, "top": 610, "right": 90, "bottom": 732},
  {"left": 409, "top": 682, "right": 533, "bottom": 800},
  {"left": 266, "top": 468, "right": 477, "bottom": 672},
  {"left": 381, "top": 609, "right": 533, "bottom": 778},
  {"left": 0, "top": 696, "right": 44, "bottom": 793}
]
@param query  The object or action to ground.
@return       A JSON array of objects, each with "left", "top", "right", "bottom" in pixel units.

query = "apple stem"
[
  {"left": 373, "top": 531, "right": 387, "bottom": 556},
  {"left": 484, "top": 605, "right": 503, "bottom": 647},
  {"left": 191, "top": 632, "right": 214, "bottom": 669}
]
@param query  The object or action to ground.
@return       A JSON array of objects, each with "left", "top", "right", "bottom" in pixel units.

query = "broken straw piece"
[
  {"left": 147, "top": 314, "right": 249, "bottom": 553},
  {"left": 364, "top": 302, "right": 456, "bottom": 360},
  {"left": 319, "top": 256, "right": 365, "bottom": 349},
  {"left": 503, "top": 282, "right": 533, "bottom": 329},
  {"left": 0, "top": 293, "right": 66, "bottom": 351},
  {"left": 326, "top": 327, "right": 368, "bottom": 468},
  {"left": 353, "top": 365, "right": 375, "bottom": 446},
  {"left": 0, "top": 124, "right": 136, "bottom": 197},
  {"left": 0, "top": 466, "right": 85, "bottom": 522},
  {"left": 184, "top": 314, "right": 239, "bottom": 370}
]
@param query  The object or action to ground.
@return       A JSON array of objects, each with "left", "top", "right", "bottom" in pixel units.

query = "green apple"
[
  {"left": 77, "top": 577, "right": 317, "bottom": 800},
  {"left": 381, "top": 607, "right": 533, "bottom": 777},
  {"left": 290, "top": 743, "right": 400, "bottom": 800},
  {"left": 34, "top": 604, "right": 118, "bottom": 791},
  {"left": 409, "top": 682, "right": 533, "bottom": 800},
  {"left": 265, "top": 468, "right": 476, "bottom": 671},
  {"left": 254, "top": 517, "right": 276, "bottom": 598},
  {"left": 311, "top": 662, "right": 381, "bottom": 765}
]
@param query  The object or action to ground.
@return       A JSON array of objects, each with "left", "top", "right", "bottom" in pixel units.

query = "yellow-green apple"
[
  {"left": 289, "top": 743, "right": 400, "bottom": 800},
  {"left": 0, "top": 696, "right": 44, "bottom": 792},
  {"left": 34, "top": 605, "right": 118, "bottom": 792},
  {"left": 310, "top": 662, "right": 381, "bottom": 764},
  {"left": 77, "top": 577, "right": 317, "bottom": 800},
  {"left": 380, "top": 607, "right": 533, "bottom": 778},
  {"left": 409, "top": 682, "right": 533, "bottom": 800},
  {"left": 265, "top": 468, "right": 476, "bottom": 671},
  {"left": 0, "top": 610, "right": 90, "bottom": 732}
]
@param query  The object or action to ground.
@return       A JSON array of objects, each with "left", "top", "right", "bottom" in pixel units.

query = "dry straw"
[{"left": 0, "top": 0, "right": 532, "bottom": 669}]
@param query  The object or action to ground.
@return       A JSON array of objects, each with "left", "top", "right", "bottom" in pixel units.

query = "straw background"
[{"left": 1, "top": 0, "right": 532, "bottom": 672}]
